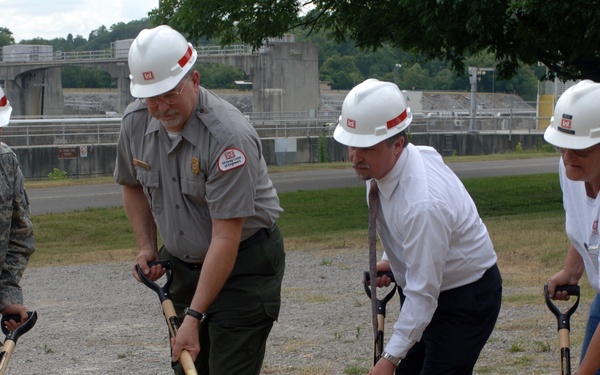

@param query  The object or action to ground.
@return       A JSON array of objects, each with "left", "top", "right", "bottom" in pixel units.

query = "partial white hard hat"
[
  {"left": 334, "top": 78, "right": 412, "bottom": 148},
  {"left": 0, "top": 87, "right": 13, "bottom": 127},
  {"left": 128, "top": 25, "right": 197, "bottom": 98},
  {"left": 544, "top": 79, "right": 600, "bottom": 149}
]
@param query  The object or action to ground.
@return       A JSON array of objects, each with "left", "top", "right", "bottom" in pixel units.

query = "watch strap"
[{"left": 184, "top": 307, "right": 206, "bottom": 323}]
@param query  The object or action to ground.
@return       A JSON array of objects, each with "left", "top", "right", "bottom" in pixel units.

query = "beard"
[
  {"left": 352, "top": 163, "right": 371, "bottom": 181},
  {"left": 154, "top": 109, "right": 185, "bottom": 130}
]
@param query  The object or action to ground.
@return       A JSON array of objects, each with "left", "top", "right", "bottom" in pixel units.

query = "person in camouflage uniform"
[{"left": 0, "top": 88, "right": 35, "bottom": 331}]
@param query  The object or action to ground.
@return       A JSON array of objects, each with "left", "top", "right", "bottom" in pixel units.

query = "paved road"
[{"left": 27, "top": 157, "right": 560, "bottom": 215}]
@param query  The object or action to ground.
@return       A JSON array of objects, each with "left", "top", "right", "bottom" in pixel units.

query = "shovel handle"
[
  {"left": 544, "top": 284, "right": 579, "bottom": 375},
  {"left": 544, "top": 284, "right": 580, "bottom": 330},
  {"left": 1, "top": 311, "right": 38, "bottom": 342},
  {"left": 363, "top": 271, "right": 397, "bottom": 303},
  {"left": 136, "top": 260, "right": 173, "bottom": 304},
  {"left": 137, "top": 260, "right": 198, "bottom": 375},
  {"left": 364, "top": 271, "right": 398, "bottom": 365},
  {"left": 161, "top": 299, "right": 197, "bottom": 375},
  {"left": 0, "top": 311, "right": 37, "bottom": 375}
]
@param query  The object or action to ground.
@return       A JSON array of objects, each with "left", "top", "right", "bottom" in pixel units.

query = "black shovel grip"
[
  {"left": 1, "top": 311, "right": 37, "bottom": 342},
  {"left": 363, "top": 271, "right": 397, "bottom": 304},
  {"left": 544, "top": 284, "right": 580, "bottom": 331},
  {"left": 135, "top": 260, "right": 173, "bottom": 303}
]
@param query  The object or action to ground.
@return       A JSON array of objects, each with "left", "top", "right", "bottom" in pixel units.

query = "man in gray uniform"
[
  {"left": 0, "top": 88, "right": 36, "bottom": 332},
  {"left": 114, "top": 26, "right": 285, "bottom": 375}
]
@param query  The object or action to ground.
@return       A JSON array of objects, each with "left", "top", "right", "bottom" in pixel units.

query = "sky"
[{"left": 1, "top": 0, "right": 159, "bottom": 43}]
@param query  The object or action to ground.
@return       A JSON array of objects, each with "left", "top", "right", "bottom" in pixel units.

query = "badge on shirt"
[
  {"left": 218, "top": 148, "right": 246, "bottom": 172},
  {"left": 191, "top": 157, "right": 200, "bottom": 175},
  {"left": 133, "top": 158, "right": 150, "bottom": 170}
]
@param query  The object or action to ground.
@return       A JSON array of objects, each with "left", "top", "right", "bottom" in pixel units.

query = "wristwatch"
[
  {"left": 183, "top": 307, "right": 206, "bottom": 323},
  {"left": 381, "top": 351, "right": 401, "bottom": 367}
]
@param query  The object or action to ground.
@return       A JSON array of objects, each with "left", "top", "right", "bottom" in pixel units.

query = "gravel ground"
[{"left": 5, "top": 247, "right": 591, "bottom": 375}]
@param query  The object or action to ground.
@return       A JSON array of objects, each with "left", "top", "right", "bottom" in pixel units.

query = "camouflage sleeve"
[{"left": 0, "top": 145, "right": 35, "bottom": 311}]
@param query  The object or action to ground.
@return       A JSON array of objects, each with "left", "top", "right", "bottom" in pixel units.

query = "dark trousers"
[
  {"left": 396, "top": 264, "right": 502, "bottom": 375},
  {"left": 160, "top": 225, "right": 285, "bottom": 375}
]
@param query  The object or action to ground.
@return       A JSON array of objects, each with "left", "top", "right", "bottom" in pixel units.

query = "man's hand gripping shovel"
[
  {"left": 136, "top": 260, "right": 197, "bottom": 375},
  {"left": 544, "top": 284, "right": 580, "bottom": 375},
  {"left": 364, "top": 271, "right": 397, "bottom": 365},
  {"left": 0, "top": 311, "right": 37, "bottom": 375}
]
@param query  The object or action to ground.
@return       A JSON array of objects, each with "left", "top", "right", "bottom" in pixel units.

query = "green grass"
[
  {"left": 463, "top": 173, "right": 562, "bottom": 217},
  {"left": 29, "top": 172, "right": 565, "bottom": 268}
]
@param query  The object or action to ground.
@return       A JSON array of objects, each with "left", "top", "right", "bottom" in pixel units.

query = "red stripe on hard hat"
[
  {"left": 0, "top": 95, "right": 6, "bottom": 107},
  {"left": 178, "top": 45, "right": 193, "bottom": 67},
  {"left": 386, "top": 109, "right": 408, "bottom": 129}
]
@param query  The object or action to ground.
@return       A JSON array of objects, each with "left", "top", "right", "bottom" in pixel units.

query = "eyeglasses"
[
  {"left": 143, "top": 76, "right": 191, "bottom": 108},
  {"left": 557, "top": 145, "right": 598, "bottom": 158}
]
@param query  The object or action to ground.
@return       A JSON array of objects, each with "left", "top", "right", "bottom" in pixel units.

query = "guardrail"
[
  {"left": 2, "top": 111, "right": 546, "bottom": 148},
  {"left": 0, "top": 44, "right": 253, "bottom": 63},
  {"left": 3, "top": 118, "right": 122, "bottom": 147}
]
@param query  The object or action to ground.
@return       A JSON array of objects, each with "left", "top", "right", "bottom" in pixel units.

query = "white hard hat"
[
  {"left": 128, "top": 25, "right": 197, "bottom": 98},
  {"left": 544, "top": 80, "right": 600, "bottom": 149},
  {"left": 333, "top": 79, "right": 412, "bottom": 148},
  {"left": 0, "top": 87, "right": 13, "bottom": 127}
]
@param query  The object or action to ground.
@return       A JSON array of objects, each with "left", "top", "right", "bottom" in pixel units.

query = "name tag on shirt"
[{"left": 133, "top": 158, "right": 150, "bottom": 170}]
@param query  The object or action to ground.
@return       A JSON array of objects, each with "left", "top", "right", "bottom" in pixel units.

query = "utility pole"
[
  {"left": 468, "top": 66, "right": 495, "bottom": 133},
  {"left": 468, "top": 67, "right": 478, "bottom": 132}
]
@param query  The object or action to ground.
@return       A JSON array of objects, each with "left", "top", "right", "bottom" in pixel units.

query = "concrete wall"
[
  {"left": 4, "top": 67, "right": 64, "bottom": 116},
  {"left": 13, "top": 133, "right": 548, "bottom": 180}
]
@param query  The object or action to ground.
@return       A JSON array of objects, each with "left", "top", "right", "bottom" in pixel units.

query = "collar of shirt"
[
  {"left": 143, "top": 103, "right": 205, "bottom": 150},
  {"left": 375, "top": 143, "right": 412, "bottom": 200}
]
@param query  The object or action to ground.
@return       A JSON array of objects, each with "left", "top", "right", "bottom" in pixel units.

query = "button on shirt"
[
  {"left": 114, "top": 87, "right": 283, "bottom": 262},
  {"left": 372, "top": 144, "right": 497, "bottom": 359},
  {"left": 559, "top": 159, "right": 600, "bottom": 293}
]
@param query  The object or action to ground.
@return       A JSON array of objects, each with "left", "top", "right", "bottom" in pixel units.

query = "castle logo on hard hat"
[
  {"left": 558, "top": 114, "right": 575, "bottom": 135},
  {"left": 0, "top": 95, "right": 7, "bottom": 107},
  {"left": 143, "top": 71, "right": 155, "bottom": 81},
  {"left": 561, "top": 114, "right": 572, "bottom": 129},
  {"left": 347, "top": 119, "right": 356, "bottom": 129}
]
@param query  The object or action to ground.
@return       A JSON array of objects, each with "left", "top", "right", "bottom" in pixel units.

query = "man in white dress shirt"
[{"left": 334, "top": 79, "right": 502, "bottom": 375}]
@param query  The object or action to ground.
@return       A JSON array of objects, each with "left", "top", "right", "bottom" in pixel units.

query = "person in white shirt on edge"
[
  {"left": 545, "top": 80, "right": 600, "bottom": 375},
  {"left": 333, "top": 78, "right": 502, "bottom": 375}
]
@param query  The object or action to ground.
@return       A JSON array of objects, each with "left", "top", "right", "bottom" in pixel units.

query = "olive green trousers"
[{"left": 160, "top": 225, "right": 285, "bottom": 375}]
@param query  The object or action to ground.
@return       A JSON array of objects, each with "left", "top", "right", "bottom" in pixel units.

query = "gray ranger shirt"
[{"left": 114, "top": 87, "right": 283, "bottom": 263}]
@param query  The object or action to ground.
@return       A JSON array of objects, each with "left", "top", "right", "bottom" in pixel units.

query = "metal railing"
[
  {"left": 3, "top": 118, "right": 122, "bottom": 147},
  {"left": 2, "top": 110, "right": 547, "bottom": 148},
  {"left": 0, "top": 44, "right": 253, "bottom": 63}
]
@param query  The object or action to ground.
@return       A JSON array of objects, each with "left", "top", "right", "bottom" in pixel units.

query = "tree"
[
  {"left": 149, "top": 0, "right": 600, "bottom": 81},
  {"left": 0, "top": 27, "right": 15, "bottom": 47},
  {"left": 320, "top": 55, "right": 363, "bottom": 89}
]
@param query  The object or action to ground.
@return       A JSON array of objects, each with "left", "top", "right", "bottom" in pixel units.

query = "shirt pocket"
[
  {"left": 136, "top": 170, "right": 162, "bottom": 215},
  {"left": 181, "top": 176, "right": 208, "bottom": 209}
]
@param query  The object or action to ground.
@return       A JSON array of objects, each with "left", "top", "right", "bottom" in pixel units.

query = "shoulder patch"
[{"left": 218, "top": 148, "right": 246, "bottom": 172}]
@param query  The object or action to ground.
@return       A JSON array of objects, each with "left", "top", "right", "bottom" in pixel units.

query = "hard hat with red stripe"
[
  {"left": 334, "top": 79, "right": 412, "bottom": 148},
  {"left": 128, "top": 25, "right": 198, "bottom": 98},
  {"left": 0, "top": 87, "right": 13, "bottom": 127},
  {"left": 544, "top": 79, "right": 600, "bottom": 150}
]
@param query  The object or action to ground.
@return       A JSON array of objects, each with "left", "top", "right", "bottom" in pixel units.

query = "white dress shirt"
[{"left": 370, "top": 143, "right": 497, "bottom": 359}]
